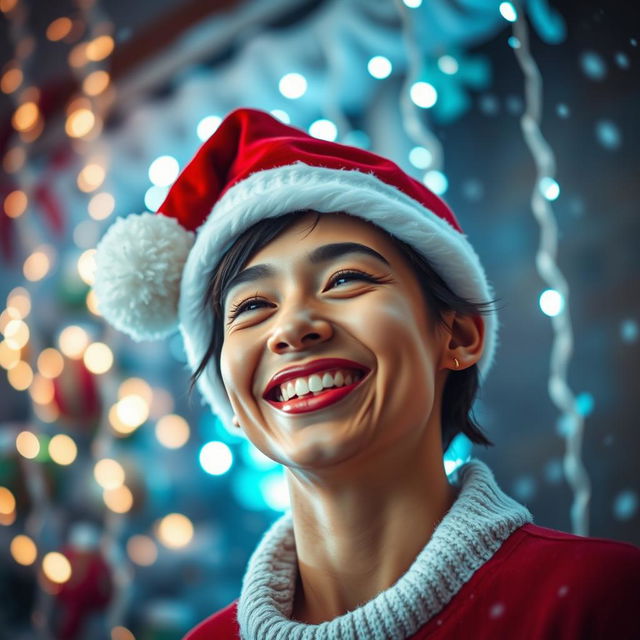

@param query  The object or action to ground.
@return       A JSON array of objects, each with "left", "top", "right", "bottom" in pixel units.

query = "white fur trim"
[
  {"left": 179, "top": 164, "right": 499, "bottom": 430},
  {"left": 94, "top": 212, "right": 195, "bottom": 342}
]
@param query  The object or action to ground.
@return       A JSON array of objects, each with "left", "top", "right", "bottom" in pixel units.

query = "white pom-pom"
[{"left": 94, "top": 212, "right": 195, "bottom": 341}]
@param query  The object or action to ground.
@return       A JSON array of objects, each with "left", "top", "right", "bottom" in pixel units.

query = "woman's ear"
[{"left": 440, "top": 312, "right": 485, "bottom": 371}]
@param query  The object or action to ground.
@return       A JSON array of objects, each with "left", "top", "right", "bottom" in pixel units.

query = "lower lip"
[{"left": 266, "top": 375, "right": 367, "bottom": 414}]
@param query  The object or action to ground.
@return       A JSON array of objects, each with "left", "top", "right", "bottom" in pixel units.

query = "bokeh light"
[
  {"left": 499, "top": 2, "right": 517, "bottom": 22},
  {"left": 367, "top": 55, "right": 392, "bottom": 79},
  {"left": 157, "top": 513, "right": 194, "bottom": 549},
  {"left": 83, "top": 342, "right": 113, "bottom": 374},
  {"left": 103, "top": 485, "right": 134, "bottom": 513},
  {"left": 65, "top": 108, "right": 95, "bottom": 138},
  {"left": 46, "top": 17, "right": 72, "bottom": 41},
  {"left": 278, "top": 72, "right": 307, "bottom": 99},
  {"left": 94, "top": 458, "right": 125, "bottom": 490},
  {"left": 148, "top": 155, "right": 179, "bottom": 187},
  {"left": 49, "top": 434, "right": 78, "bottom": 465},
  {"left": 196, "top": 115, "right": 221, "bottom": 141},
  {"left": 16, "top": 431, "right": 40, "bottom": 459},
  {"left": 539, "top": 176, "right": 560, "bottom": 201},
  {"left": 539, "top": 289, "right": 564, "bottom": 317},
  {"left": 199, "top": 441, "right": 233, "bottom": 476},
  {"left": 155, "top": 414, "right": 190, "bottom": 449},
  {"left": 42, "top": 552, "right": 72, "bottom": 584},
  {"left": 8, "top": 361, "right": 33, "bottom": 391},
  {"left": 37, "top": 348, "right": 64, "bottom": 379},
  {"left": 88, "top": 192, "right": 115, "bottom": 220},
  {"left": 58, "top": 325, "right": 90, "bottom": 359},
  {"left": 77, "top": 249, "right": 97, "bottom": 285},
  {"left": 423, "top": 170, "right": 448, "bottom": 195},
  {"left": 116, "top": 395, "right": 150, "bottom": 430},
  {"left": 126, "top": 535, "right": 158, "bottom": 566},
  {"left": 409, "top": 146, "right": 432, "bottom": 169},
  {"left": 0, "top": 486, "right": 16, "bottom": 514},
  {"left": 3, "top": 190, "right": 27, "bottom": 218},
  {"left": 83, "top": 70, "right": 110, "bottom": 96},
  {"left": 23, "top": 250, "right": 51, "bottom": 281},
  {"left": 308, "top": 119, "right": 337, "bottom": 141},
  {"left": 10, "top": 534, "right": 37, "bottom": 566},
  {"left": 410, "top": 81, "right": 437, "bottom": 108}
]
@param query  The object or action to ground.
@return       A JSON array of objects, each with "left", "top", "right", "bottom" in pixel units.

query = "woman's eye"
[
  {"left": 227, "top": 297, "right": 269, "bottom": 322},
  {"left": 328, "top": 269, "right": 379, "bottom": 288}
]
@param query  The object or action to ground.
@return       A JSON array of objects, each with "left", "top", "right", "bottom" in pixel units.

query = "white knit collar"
[{"left": 237, "top": 458, "right": 533, "bottom": 640}]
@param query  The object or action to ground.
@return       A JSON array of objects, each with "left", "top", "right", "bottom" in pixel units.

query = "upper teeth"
[{"left": 276, "top": 369, "right": 363, "bottom": 402}]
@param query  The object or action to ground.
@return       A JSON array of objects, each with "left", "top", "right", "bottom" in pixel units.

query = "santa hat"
[{"left": 94, "top": 108, "right": 497, "bottom": 427}]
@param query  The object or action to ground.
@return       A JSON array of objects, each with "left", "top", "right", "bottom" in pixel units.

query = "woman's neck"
[{"left": 286, "top": 429, "right": 458, "bottom": 624}]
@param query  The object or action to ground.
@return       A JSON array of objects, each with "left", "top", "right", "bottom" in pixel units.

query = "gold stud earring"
[{"left": 453, "top": 357, "right": 460, "bottom": 369}]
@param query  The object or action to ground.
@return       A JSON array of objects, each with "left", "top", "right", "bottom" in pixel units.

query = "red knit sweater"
[{"left": 184, "top": 523, "right": 640, "bottom": 639}]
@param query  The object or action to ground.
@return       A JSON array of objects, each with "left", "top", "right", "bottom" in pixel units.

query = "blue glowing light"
[
  {"left": 575, "top": 392, "right": 595, "bottom": 417},
  {"left": 199, "top": 441, "right": 233, "bottom": 476},
  {"left": 423, "top": 170, "right": 448, "bottom": 195},
  {"left": 479, "top": 94, "right": 499, "bottom": 116},
  {"left": 462, "top": 179, "right": 484, "bottom": 202},
  {"left": 402, "top": 0, "right": 422, "bottom": 7},
  {"left": 543, "top": 458, "right": 563, "bottom": 485},
  {"left": 499, "top": 2, "right": 518, "bottom": 22},
  {"left": 270, "top": 109, "right": 290, "bottom": 124},
  {"left": 556, "top": 103, "right": 570, "bottom": 118},
  {"left": 437, "top": 55, "right": 458, "bottom": 75},
  {"left": 308, "top": 119, "right": 338, "bottom": 141},
  {"left": 512, "top": 475, "right": 536, "bottom": 501},
  {"left": 595, "top": 119, "right": 621, "bottom": 150},
  {"left": 408, "top": 146, "right": 432, "bottom": 169},
  {"left": 410, "top": 82, "right": 437, "bottom": 109},
  {"left": 508, "top": 36, "right": 521, "bottom": 49},
  {"left": 148, "top": 155, "right": 179, "bottom": 187},
  {"left": 580, "top": 51, "right": 607, "bottom": 81},
  {"left": 539, "top": 176, "right": 560, "bottom": 201},
  {"left": 615, "top": 52, "right": 630, "bottom": 69},
  {"left": 620, "top": 319, "right": 638, "bottom": 343},
  {"left": 613, "top": 490, "right": 638, "bottom": 521},
  {"left": 279, "top": 73, "right": 307, "bottom": 99},
  {"left": 260, "top": 472, "right": 290, "bottom": 511},
  {"left": 367, "top": 56, "right": 392, "bottom": 79},
  {"left": 539, "top": 289, "right": 564, "bottom": 317},
  {"left": 144, "top": 185, "right": 169, "bottom": 212},
  {"left": 196, "top": 115, "right": 222, "bottom": 141}
]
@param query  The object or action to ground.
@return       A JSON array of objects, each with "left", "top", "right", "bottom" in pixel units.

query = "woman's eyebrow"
[{"left": 222, "top": 242, "right": 390, "bottom": 303}]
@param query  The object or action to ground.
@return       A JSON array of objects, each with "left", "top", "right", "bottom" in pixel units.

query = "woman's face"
[{"left": 220, "top": 212, "right": 454, "bottom": 470}]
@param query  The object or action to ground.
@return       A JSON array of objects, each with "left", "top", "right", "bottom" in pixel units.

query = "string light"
[
  {"left": 42, "top": 552, "right": 72, "bottom": 584},
  {"left": 10, "top": 534, "right": 37, "bottom": 565},
  {"left": 278, "top": 73, "right": 307, "bottom": 99},
  {"left": 367, "top": 56, "right": 392, "bottom": 79},
  {"left": 3, "top": 189, "right": 27, "bottom": 218},
  {"left": 512, "top": 5, "right": 590, "bottom": 535},
  {"left": 156, "top": 513, "right": 194, "bottom": 549}
]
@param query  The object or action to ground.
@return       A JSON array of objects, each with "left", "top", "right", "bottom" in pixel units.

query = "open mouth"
[{"left": 265, "top": 368, "right": 369, "bottom": 415}]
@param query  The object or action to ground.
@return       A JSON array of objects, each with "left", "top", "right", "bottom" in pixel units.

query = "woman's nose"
[{"left": 266, "top": 309, "right": 333, "bottom": 353}]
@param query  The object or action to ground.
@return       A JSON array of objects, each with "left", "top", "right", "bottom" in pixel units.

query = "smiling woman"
[
  {"left": 189, "top": 210, "right": 496, "bottom": 456},
  {"left": 94, "top": 109, "right": 640, "bottom": 639}
]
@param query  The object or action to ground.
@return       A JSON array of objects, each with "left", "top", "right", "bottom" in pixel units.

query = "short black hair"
[{"left": 189, "top": 210, "right": 498, "bottom": 452}]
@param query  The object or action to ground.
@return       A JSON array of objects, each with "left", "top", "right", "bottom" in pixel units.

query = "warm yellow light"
[
  {"left": 42, "top": 552, "right": 72, "bottom": 584},
  {"left": 8, "top": 360, "right": 33, "bottom": 391},
  {"left": 88, "top": 192, "right": 115, "bottom": 220},
  {"left": 65, "top": 108, "right": 95, "bottom": 138},
  {"left": 116, "top": 395, "right": 149, "bottom": 429},
  {"left": 29, "top": 374, "right": 55, "bottom": 404},
  {"left": 23, "top": 251, "right": 51, "bottom": 281},
  {"left": 0, "top": 486, "right": 16, "bottom": 514},
  {"left": 12, "top": 101, "right": 39, "bottom": 132},
  {"left": 118, "top": 378, "right": 153, "bottom": 404},
  {"left": 111, "top": 626, "right": 136, "bottom": 640},
  {"left": 0, "top": 340, "right": 21, "bottom": 370},
  {"left": 76, "top": 249, "right": 96, "bottom": 285},
  {"left": 77, "top": 164, "right": 105, "bottom": 193},
  {"left": 1, "top": 68, "right": 22, "bottom": 94},
  {"left": 94, "top": 458, "right": 125, "bottom": 490},
  {"left": 58, "top": 325, "right": 89, "bottom": 359},
  {"left": 16, "top": 430, "right": 40, "bottom": 459},
  {"left": 37, "top": 348, "right": 64, "bottom": 378},
  {"left": 49, "top": 434, "right": 77, "bottom": 465},
  {"left": 3, "top": 190, "right": 27, "bottom": 218},
  {"left": 68, "top": 42, "right": 87, "bottom": 68},
  {"left": 103, "top": 484, "right": 133, "bottom": 513},
  {"left": 0, "top": 0, "right": 18, "bottom": 13},
  {"left": 83, "top": 70, "right": 110, "bottom": 96},
  {"left": 86, "top": 35, "right": 114, "bottom": 61},
  {"left": 149, "top": 386, "right": 174, "bottom": 419},
  {"left": 86, "top": 289, "right": 101, "bottom": 316},
  {"left": 157, "top": 513, "right": 194, "bottom": 549},
  {"left": 0, "top": 307, "right": 19, "bottom": 333},
  {"left": 3, "top": 319, "right": 29, "bottom": 349},
  {"left": 10, "top": 534, "right": 37, "bottom": 565},
  {"left": 46, "top": 17, "right": 72, "bottom": 41},
  {"left": 7, "top": 287, "right": 31, "bottom": 318},
  {"left": 155, "top": 414, "right": 190, "bottom": 449},
  {"left": 83, "top": 342, "right": 113, "bottom": 374},
  {"left": 33, "top": 402, "right": 60, "bottom": 423},
  {"left": 108, "top": 404, "right": 136, "bottom": 436},
  {"left": 126, "top": 534, "right": 158, "bottom": 567}
]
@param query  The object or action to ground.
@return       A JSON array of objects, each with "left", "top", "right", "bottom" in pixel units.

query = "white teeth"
[
  {"left": 295, "top": 378, "right": 309, "bottom": 397},
  {"left": 276, "top": 368, "right": 364, "bottom": 401},
  {"left": 308, "top": 374, "right": 323, "bottom": 392},
  {"left": 322, "top": 372, "right": 334, "bottom": 388}
]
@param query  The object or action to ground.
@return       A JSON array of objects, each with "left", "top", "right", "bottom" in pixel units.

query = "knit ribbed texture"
[{"left": 237, "top": 458, "right": 533, "bottom": 639}]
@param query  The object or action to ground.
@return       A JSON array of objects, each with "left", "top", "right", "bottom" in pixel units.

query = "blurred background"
[{"left": 0, "top": 0, "right": 638, "bottom": 638}]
